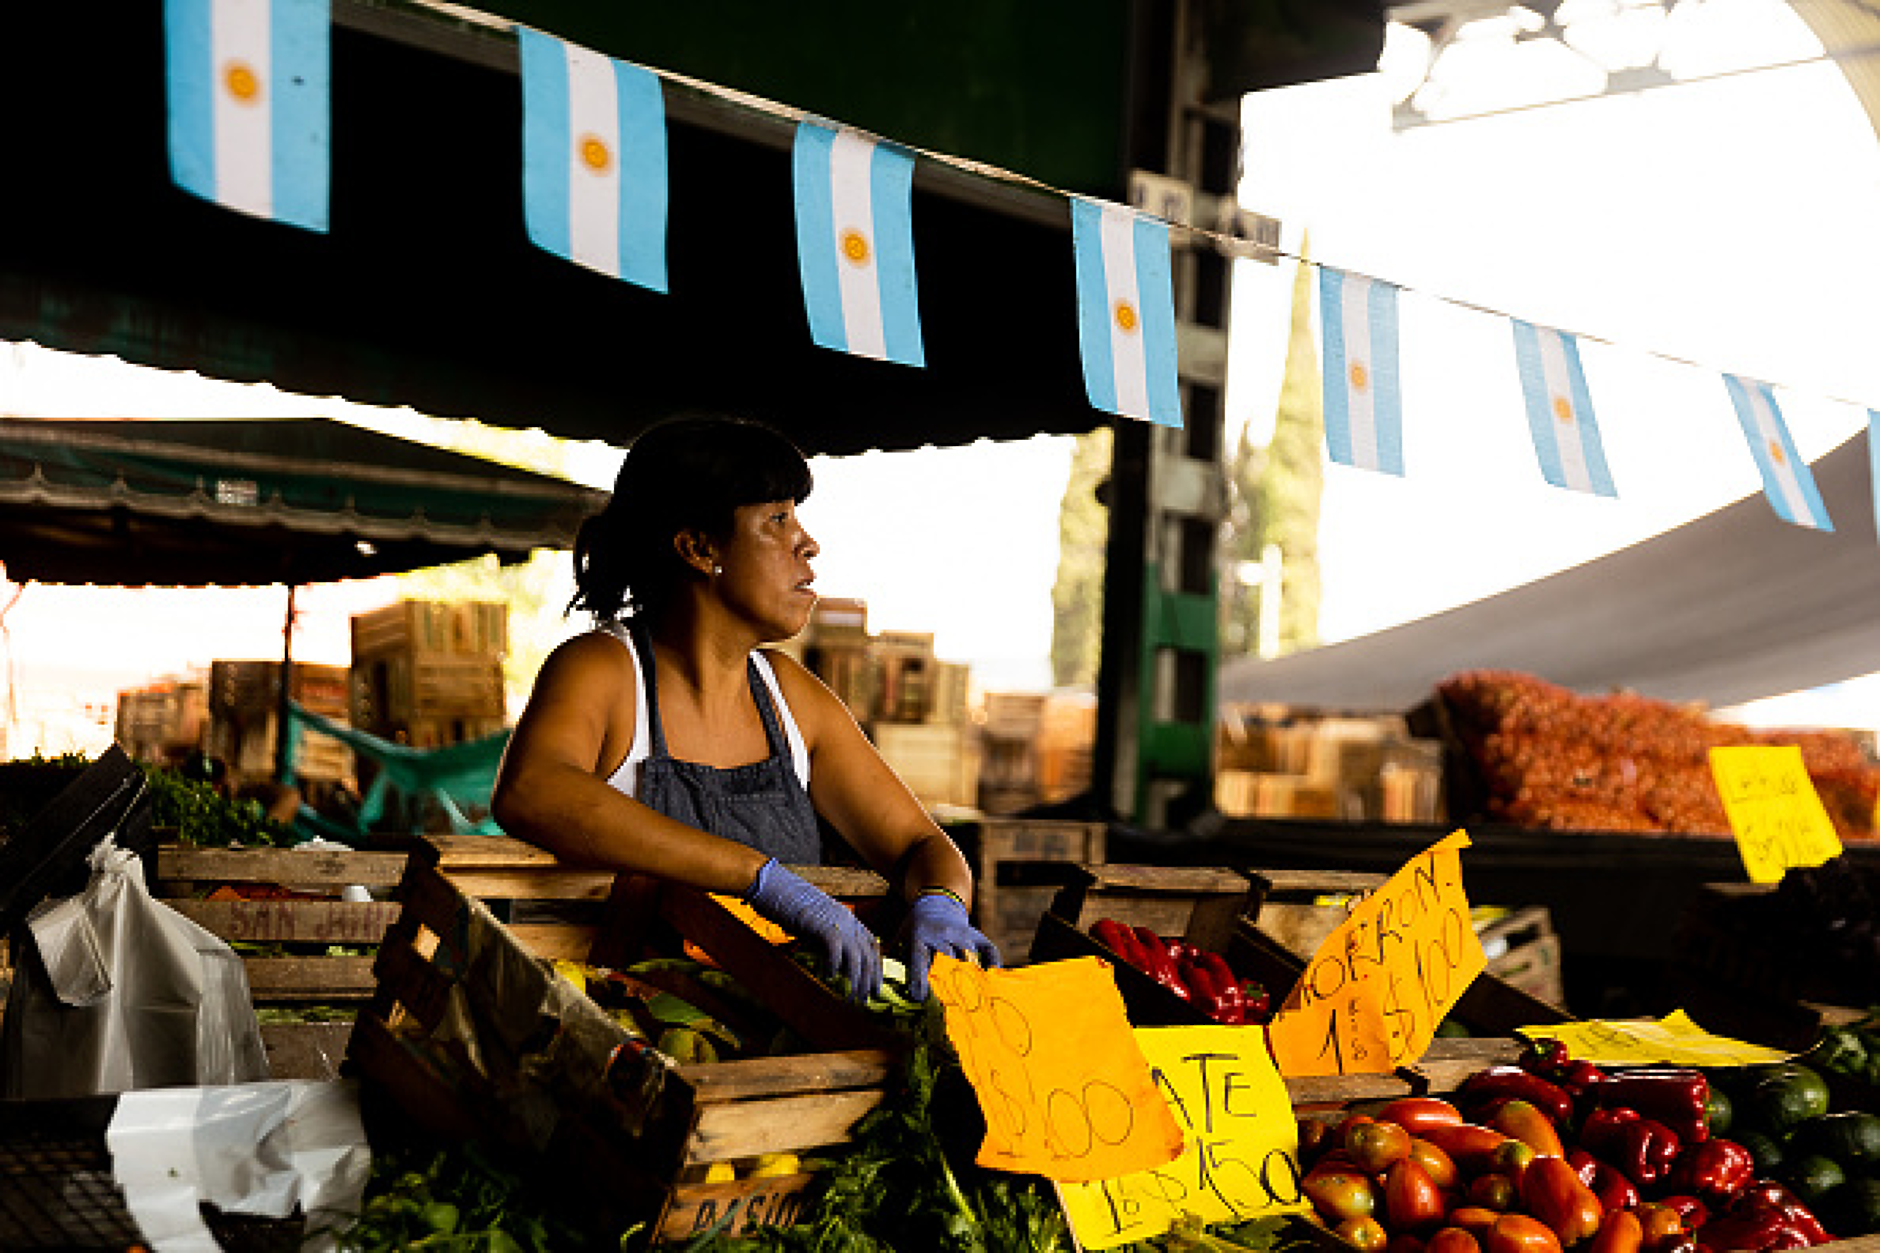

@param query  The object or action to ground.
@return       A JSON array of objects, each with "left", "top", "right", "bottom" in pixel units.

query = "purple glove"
[
  {"left": 901, "top": 891, "right": 1001, "bottom": 1001},
  {"left": 744, "top": 859, "right": 881, "bottom": 1002}
]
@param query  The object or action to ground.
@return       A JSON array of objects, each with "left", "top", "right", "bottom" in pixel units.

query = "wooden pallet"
[{"left": 349, "top": 854, "right": 905, "bottom": 1243}]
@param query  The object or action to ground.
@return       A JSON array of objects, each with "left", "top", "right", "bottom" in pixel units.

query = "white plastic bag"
[{"left": 0, "top": 836, "right": 270, "bottom": 1097}]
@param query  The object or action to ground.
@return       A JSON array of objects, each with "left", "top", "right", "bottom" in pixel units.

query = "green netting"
[{"left": 280, "top": 700, "right": 509, "bottom": 845}]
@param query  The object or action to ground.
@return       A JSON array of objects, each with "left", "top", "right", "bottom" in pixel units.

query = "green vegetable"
[
  {"left": 1704, "top": 1085, "right": 1733, "bottom": 1137},
  {"left": 1734, "top": 1129, "right": 1786, "bottom": 1176},
  {"left": 1748, "top": 1064, "right": 1832, "bottom": 1135},
  {"left": 1796, "top": 1110, "right": 1880, "bottom": 1170},
  {"left": 1820, "top": 1177, "right": 1880, "bottom": 1238},
  {"left": 1780, "top": 1153, "right": 1846, "bottom": 1207}
]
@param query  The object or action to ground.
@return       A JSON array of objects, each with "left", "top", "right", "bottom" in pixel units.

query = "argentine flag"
[
  {"left": 1511, "top": 319, "right": 1616, "bottom": 497},
  {"left": 518, "top": 29, "right": 668, "bottom": 293},
  {"left": 792, "top": 124, "right": 924, "bottom": 366},
  {"left": 164, "top": 0, "right": 329, "bottom": 232},
  {"left": 1724, "top": 375, "right": 1832, "bottom": 531},
  {"left": 1320, "top": 267, "right": 1404, "bottom": 475},
  {"left": 1070, "top": 199, "right": 1183, "bottom": 428}
]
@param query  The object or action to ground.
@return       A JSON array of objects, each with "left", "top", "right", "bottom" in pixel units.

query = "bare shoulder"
[{"left": 532, "top": 628, "right": 637, "bottom": 698}]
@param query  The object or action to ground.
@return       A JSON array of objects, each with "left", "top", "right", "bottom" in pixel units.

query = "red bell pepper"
[
  {"left": 1521, "top": 1037, "right": 1611, "bottom": 1104},
  {"left": 1670, "top": 1138, "right": 1755, "bottom": 1204},
  {"left": 1582, "top": 1108, "right": 1682, "bottom": 1188},
  {"left": 1656, "top": 1195, "right": 1711, "bottom": 1233},
  {"left": 1569, "top": 1148, "right": 1642, "bottom": 1212},
  {"left": 1729, "top": 1182, "right": 1831, "bottom": 1246},
  {"left": 1176, "top": 947, "right": 1247, "bottom": 1024},
  {"left": 1458, "top": 1065, "right": 1575, "bottom": 1126},
  {"left": 1597, "top": 1070, "right": 1712, "bottom": 1144}
]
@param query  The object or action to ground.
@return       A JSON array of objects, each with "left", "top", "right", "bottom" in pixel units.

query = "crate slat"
[
  {"left": 158, "top": 844, "right": 410, "bottom": 888},
  {"left": 168, "top": 898, "right": 400, "bottom": 945},
  {"left": 686, "top": 1089, "right": 887, "bottom": 1162}
]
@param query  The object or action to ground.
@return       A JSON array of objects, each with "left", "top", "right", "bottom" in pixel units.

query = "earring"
[{"left": 712, "top": 565, "right": 723, "bottom": 576}]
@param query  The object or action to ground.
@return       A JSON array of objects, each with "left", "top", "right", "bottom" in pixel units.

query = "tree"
[
  {"left": 1221, "top": 252, "right": 1323, "bottom": 658},
  {"left": 1050, "top": 426, "right": 1113, "bottom": 688}
]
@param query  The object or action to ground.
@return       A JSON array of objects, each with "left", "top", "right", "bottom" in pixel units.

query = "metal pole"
[{"left": 274, "top": 583, "right": 297, "bottom": 784}]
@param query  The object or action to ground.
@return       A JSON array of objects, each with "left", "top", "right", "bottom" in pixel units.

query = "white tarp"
[{"left": 1219, "top": 427, "right": 1880, "bottom": 713}]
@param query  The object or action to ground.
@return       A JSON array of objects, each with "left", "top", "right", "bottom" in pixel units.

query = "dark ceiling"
[{"left": 0, "top": 1, "right": 1384, "bottom": 459}]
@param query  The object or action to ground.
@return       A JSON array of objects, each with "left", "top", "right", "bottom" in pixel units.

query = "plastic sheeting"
[{"left": 1219, "top": 427, "right": 1880, "bottom": 713}]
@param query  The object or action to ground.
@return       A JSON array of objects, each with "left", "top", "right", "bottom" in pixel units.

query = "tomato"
[
  {"left": 1633, "top": 1203, "right": 1686, "bottom": 1252},
  {"left": 1339, "top": 1216, "right": 1391, "bottom": 1252},
  {"left": 1418, "top": 1123, "right": 1512, "bottom": 1174},
  {"left": 1588, "top": 1209, "right": 1642, "bottom": 1253},
  {"left": 1387, "top": 1159, "right": 1448, "bottom": 1233},
  {"left": 1381, "top": 1098, "right": 1467, "bottom": 1135},
  {"left": 1409, "top": 1138, "right": 1460, "bottom": 1191},
  {"left": 1448, "top": 1207, "right": 1503, "bottom": 1239},
  {"left": 1490, "top": 1099, "right": 1566, "bottom": 1159},
  {"left": 1485, "top": 1213, "right": 1565, "bottom": 1253},
  {"left": 1300, "top": 1117, "right": 1340, "bottom": 1165},
  {"left": 1490, "top": 1139, "right": 1536, "bottom": 1185},
  {"left": 1428, "top": 1227, "right": 1484, "bottom": 1253},
  {"left": 1467, "top": 1173, "right": 1519, "bottom": 1212},
  {"left": 1348, "top": 1119, "right": 1415, "bottom": 1173},
  {"left": 1520, "top": 1156, "right": 1602, "bottom": 1247},
  {"left": 1306, "top": 1165, "right": 1380, "bottom": 1224}
]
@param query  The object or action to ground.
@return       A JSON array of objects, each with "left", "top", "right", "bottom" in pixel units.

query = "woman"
[{"left": 491, "top": 415, "right": 998, "bottom": 1002}]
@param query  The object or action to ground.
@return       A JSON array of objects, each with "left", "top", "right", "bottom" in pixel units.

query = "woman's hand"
[
  {"left": 900, "top": 892, "right": 1001, "bottom": 1000},
  {"left": 745, "top": 859, "right": 882, "bottom": 1002}
]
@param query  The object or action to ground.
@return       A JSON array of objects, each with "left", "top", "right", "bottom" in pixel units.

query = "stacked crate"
[
  {"left": 113, "top": 676, "right": 209, "bottom": 764},
  {"left": 203, "top": 660, "right": 353, "bottom": 785},
  {"left": 976, "top": 692, "right": 1046, "bottom": 814},
  {"left": 349, "top": 599, "right": 509, "bottom": 748},
  {"left": 947, "top": 817, "right": 1107, "bottom": 963},
  {"left": 1214, "top": 704, "right": 1444, "bottom": 823}
]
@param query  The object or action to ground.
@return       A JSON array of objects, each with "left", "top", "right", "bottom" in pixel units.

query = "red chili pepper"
[
  {"left": 1129, "top": 925, "right": 1192, "bottom": 1000},
  {"left": 1177, "top": 949, "right": 1247, "bottom": 1024},
  {"left": 1458, "top": 1065, "right": 1575, "bottom": 1126},
  {"left": 1091, "top": 919, "right": 1145, "bottom": 965},
  {"left": 1670, "top": 1138, "right": 1755, "bottom": 1204},
  {"left": 1242, "top": 980, "right": 1270, "bottom": 1020},
  {"left": 1582, "top": 1108, "right": 1681, "bottom": 1188},
  {"left": 1569, "top": 1148, "right": 1642, "bottom": 1212},
  {"left": 1597, "top": 1070, "right": 1712, "bottom": 1144}
]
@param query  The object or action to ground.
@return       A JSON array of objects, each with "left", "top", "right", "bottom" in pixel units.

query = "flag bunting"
[
  {"left": 1071, "top": 199, "right": 1183, "bottom": 427},
  {"left": 1511, "top": 319, "right": 1617, "bottom": 497}
]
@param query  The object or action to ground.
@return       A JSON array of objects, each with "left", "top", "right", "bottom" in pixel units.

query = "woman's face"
[{"left": 715, "top": 499, "right": 820, "bottom": 638}]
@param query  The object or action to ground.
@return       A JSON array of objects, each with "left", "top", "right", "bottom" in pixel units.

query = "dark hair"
[{"left": 571, "top": 416, "right": 813, "bottom": 622}]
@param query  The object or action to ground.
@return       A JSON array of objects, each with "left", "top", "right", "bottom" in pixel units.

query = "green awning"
[{"left": 0, "top": 417, "right": 607, "bottom": 587}]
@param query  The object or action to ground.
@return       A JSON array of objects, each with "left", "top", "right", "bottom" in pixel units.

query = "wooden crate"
[
  {"left": 1479, "top": 905, "right": 1565, "bottom": 1009},
  {"left": 945, "top": 818, "right": 1106, "bottom": 965},
  {"left": 349, "top": 852, "right": 903, "bottom": 1243},
  {"left": 871, "top": 721, "right": 980, "bottom": 811},
  {"left": 351, "top": 599, "right": 508, "bottom": 661},
  {"left": 155, "top": 842, "right": 415, "bottom": 1079},
  {"left": 1241, "top": 869, "right": 1575, "bottom": 1037}
]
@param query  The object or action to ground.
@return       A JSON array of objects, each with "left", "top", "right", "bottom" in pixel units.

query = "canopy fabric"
[
  {"left": 1219, "top": 428, "right": 1880, "bottom": 713},
  {"left": 0, "top": 417, "right": 607, "bottom": 587}
]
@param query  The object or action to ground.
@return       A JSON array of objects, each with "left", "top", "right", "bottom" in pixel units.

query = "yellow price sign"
[
  {"left": 1708, "top": 746, "right": 1842, "bottom": 884},
  {"left": 1522, "top": 1011, "right": 1793, "bottom": 1067},
  {"left": 930, "top": 955, "right": 1185, "bottom": 1183},
  {"left": 1058, "top": 1026, "right": 1308, "bottom": 1249},
  {"left": 1267, "top": 831, "right": 1486, "bottom": 1077}
]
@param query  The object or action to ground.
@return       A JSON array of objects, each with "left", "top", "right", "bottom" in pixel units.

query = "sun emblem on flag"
[
  {"left": 577, "top": 133, "right": 613, "bottom": 174},
  {"left": 1113, "top": 299, "right": 1140, "bottom": 335},
  {"left": 1553, "top": 395, "right": 1575, "bottom": 425},
  {"left": 1769, "top": 439, "right": 1786, "bottom": 467},
  {"left": 1349, "top": 361, "right": 1370, "bottom": 392},
  {"left": 223, "top": 60, "right": 262, "bottom": 105},
  {"left": 839, "top": 227, "right": 872, "bottom": 267}
]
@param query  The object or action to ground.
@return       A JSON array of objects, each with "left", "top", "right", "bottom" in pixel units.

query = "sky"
[{"left": 5, "top": 0, "right": 1880, "bottom": 753}]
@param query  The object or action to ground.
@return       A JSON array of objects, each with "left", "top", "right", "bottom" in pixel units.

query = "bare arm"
[
  {"left": 771, "top": 652, "right": 975, "bottom": 905},
  {"left": 490, "top": 632, "right": 768, "bottom": 895}
]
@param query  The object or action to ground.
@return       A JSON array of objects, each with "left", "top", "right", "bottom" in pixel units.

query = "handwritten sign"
[
  {"left": 1522, "top": 1010, "right": 1793, "bottom": 1067},
  {"left": 930, "top": 954, "right": 1185, "bottom": 1182},
  {"left": 1709, "top": 746, "right": 1843, "bottom": 884},
  {"left": 1267, "top": 830, "right": 1486, "bottom": 1077},
  {"left": 1059, "top": 1026, "right": 1308, "bottom": 1249}
]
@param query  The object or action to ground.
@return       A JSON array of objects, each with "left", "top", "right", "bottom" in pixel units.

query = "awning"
[
  {"left": 1218, "top": 427, "right": 1880, "bottom": 712},
  {"left": 0, "top": 417, "right": 607, "bottom": 587}
]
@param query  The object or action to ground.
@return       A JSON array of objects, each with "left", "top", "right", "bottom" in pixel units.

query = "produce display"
[
  {"left": 1089, "top": 918, "right": 1273, "bottom": 1024},
  {"left": 1436, "top": 671, "right": 1880, "bottom": 837},
  {"left": 1299, "top": 1041, "right": 1880, "bottom": 1253},
  {"left": 1693, "top": 859, "right": 1880, "bottom": 1006}
]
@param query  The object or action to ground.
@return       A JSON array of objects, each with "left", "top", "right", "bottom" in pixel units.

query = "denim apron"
[{"left": 629, "top": 625, "right": 822, "bottom": 864}]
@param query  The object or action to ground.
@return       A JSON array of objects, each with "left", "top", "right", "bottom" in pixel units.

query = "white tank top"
[{"left": 599, "top": 625, "right": 811, "bottom": 798}]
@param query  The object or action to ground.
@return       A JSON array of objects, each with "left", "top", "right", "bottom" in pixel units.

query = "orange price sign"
[
  {"left": 1267, "top": 830, "right": 1485, "bottom": 1077},
  {"left": 929, "top": 954, "right": 1185, "bottom": 1183}
]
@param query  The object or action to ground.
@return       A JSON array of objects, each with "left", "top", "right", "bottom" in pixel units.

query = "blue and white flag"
[
  {"left": 1319, "top": 267, "right": 1404, "bottom": 475},
  {"left": 1869, "top": 410, "right": 1880, "bottom": 545},
  {"left": 164, "top": 0, "right": 329, "bottom": 232},
  {"left": 1511, "top": 319, "right": 1616, "bottom": 497},
  {"left": 1070, "top": 199, "right": 1182, "bottom": 428},
  {"left": 792, "top": 124, "right": 923, "bottom": 366},
  {"left": 518, "top": 29, "right": 668, "bottom": 293},
  {"left": 1724, "top": 374, "right": 1832, "bottom": 531}
]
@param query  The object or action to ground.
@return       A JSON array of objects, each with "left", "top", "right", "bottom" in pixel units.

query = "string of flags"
[{"left": 161, "top": 0, "right": 1879, "bottom": 538}]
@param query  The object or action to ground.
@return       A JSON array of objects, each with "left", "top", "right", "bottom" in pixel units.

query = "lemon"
[
  {"left": 704, "top": 1161, "right": 737, "bottom": 1183},
  {"left": 750, "top": 1152, "right": 800, "bottom": 1178}
]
